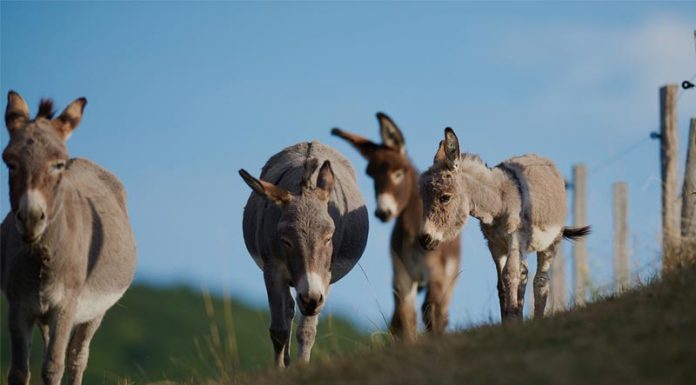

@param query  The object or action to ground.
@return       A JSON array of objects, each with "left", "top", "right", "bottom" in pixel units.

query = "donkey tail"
[{"left": 563, "top": 226, "right": 591, "bottom": 241}]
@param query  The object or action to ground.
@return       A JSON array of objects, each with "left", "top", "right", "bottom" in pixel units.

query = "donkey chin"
[
  {"left": 295, "top": 272, "right": 328, "bottom": 316},
  {"left": 418, "top": 220, "right": 444, "bottom": 251}
]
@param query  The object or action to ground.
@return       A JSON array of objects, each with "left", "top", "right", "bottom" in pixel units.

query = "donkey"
[
  {"left": 419, "top": 127, "right": 590, "bottom": 322},
  {"left": 1, "top": 91, "right": 137, "bottom": 385},
  {"left": 239, "top": 141, "right": 368, "bottom": 367},
  {"left": 331, "top": 113, "right": 461, "bottom": 341}
]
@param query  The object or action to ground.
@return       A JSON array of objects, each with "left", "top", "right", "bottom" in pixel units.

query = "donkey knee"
[
  {"left": 42, "top": 358, "right": 65, "bottom": 385},
  {"left": 8, "top": 367, "right": 30, "bottom": 385},
  {"left": 269, "top": 328, "right": 290, "bottom": 367},
  {"left": 533, "top": 274, "right": 550, "bottom": 292}
]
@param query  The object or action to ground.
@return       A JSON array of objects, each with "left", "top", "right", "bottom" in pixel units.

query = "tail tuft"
[{"left": 563, "top": 226, "right": 591, "bottom": 241}]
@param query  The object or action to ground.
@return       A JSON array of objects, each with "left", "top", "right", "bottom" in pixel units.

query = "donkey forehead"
[
  {"left": 280, "top": 199, "right": 335, "bottom": 232},
  {"left": 421, "top": 168, "right": 455, "bottom": 192},
  {"left": 3, "top": 122, "right": 67, "bottom": 160},
  {"left": 367, "top": 151, "right": 408, "bottom": 172}
]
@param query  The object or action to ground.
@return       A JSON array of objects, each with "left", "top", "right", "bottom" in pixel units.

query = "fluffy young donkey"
[
  {"left": 332, "top": 113, "right": 461, "bottom": 341},
  {"left": 419, "top": 128, "right": 589, "bottom": 321}
]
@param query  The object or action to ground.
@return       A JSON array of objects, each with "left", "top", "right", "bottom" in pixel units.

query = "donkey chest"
[{"left": 391, "top": 238, "right": 429, "bottom": 284}]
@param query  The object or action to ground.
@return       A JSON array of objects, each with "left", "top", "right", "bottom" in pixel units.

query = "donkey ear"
[
  {"left": 52, "top": 97, "right": 87, "bottom": 141},
  {"left": 301, "top": 158, "right": 320, "bottom": 190},
  {"left": 331, "top": 127, "right": 379, "bottom": 159},
  {"left": 5, "top": 91, "right": 30, "bottom": 134},
  {"left": 239, "top": 169, "right": 293, "bottom": 207},
  {"left": 315, "top": 160, "right": 335, "bottom": 201},
  {"left": 443, "top": 127, "right": 460, "bottom": 169},
  {"left": 434, "top": 140, "right": 447, "bottom": 164},
  {"left": 377, "top": 112, "right": 405, "bottom": 153}
]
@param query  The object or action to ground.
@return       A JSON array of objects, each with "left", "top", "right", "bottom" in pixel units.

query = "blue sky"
[{"left": 1, "top": 2, "right": 695, "bottom": 330}]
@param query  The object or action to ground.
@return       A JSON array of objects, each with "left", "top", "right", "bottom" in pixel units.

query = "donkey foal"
[
  {"left": 419, "top": 128, "right": 589, "bottom": 322},
  {"left": 332, "top": 113, "right": 461, "bottom": 341}
]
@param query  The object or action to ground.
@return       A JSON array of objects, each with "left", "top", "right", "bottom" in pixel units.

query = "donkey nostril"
[
  {"left": 16, "top": 211, "right": 24, "bottom": 221},
  {"left": 318, "top": 294, "right": 324, "bottom": 304},
  {"left": 40, "top": 212, "right": 45, "bottom": 220}
]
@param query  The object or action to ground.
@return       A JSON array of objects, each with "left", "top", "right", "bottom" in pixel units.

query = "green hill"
[
  {"left": 0, "top": 284, "right": 365, "bottom": 384},
  {"left": 231, "top": 263, "right": 696, "bottom": 385}
]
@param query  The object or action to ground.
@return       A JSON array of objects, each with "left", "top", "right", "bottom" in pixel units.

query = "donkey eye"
[
  {"left": 392, "top": 169, "right": 405, "bottom": 184},
  {"left": 52, "top": 161, "right": 66, "bottom": 172},
  {"left": 281, "top": 238, "right": 292, "bottom": 248},
  {"left": 440, "top": 194, "right": 451, "bottom": 204},
  {"left": 324, "top": 236, "right": 333, "bottom": 245}
]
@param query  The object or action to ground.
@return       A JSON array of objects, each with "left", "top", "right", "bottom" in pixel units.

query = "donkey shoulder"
[{"left": 66, "top": 158, "right": 128, "bottom": 210}]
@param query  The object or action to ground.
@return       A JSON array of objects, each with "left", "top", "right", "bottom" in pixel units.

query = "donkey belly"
[
  {"left": 528, "top": 225, "right": 562, "bottom": 252},
  {"left": 74, "top": 287, "right": 128, "bottom": 324}
]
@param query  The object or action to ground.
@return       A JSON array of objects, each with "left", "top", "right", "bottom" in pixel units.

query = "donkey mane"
[
  {"left": 36, "top": 98, "right": 56, "bottom": 119},
  {"left": 461, "top": 152, "right": 485, "bottom": 165}
]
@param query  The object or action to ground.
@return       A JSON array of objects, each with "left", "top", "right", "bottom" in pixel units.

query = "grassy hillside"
[
  {"left": 0, "top": 284, "right": 365, "bottom": 384},
  {"left": 230, "top": 263, "right": 696, "bottom": 385}
]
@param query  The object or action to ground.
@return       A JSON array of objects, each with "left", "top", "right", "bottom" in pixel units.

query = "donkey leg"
[
  {"left": 517, "top": 259, "right": 529, "bottom": 316},
  {"left": 264, "top": 268, "right": 294, "bottom": 368},
  {"left": 8, "top": 307, "right": 33, "bottom": 385},
  {"left": 39, "top": 319, "right": 50, "bottom": 355},
  {"left": 423, "top": 255, "right": 459, "bottom": 335},
  {"left": 534, "top": 238, "right": 561, "bottom": 319},
  {"left": 66, "top": 314, "right": 104, "bottom": 385},
  {"left": 389, "top": 255, "right": 418, "bottom": 342},
  {"left": 489, "top": 247, "right": 508, "bottom": 320},
  {"left": 43, "top": 304, "right": 77, "bottom": 385},
  {"left": 296, "top": 314, "right": 319, "bottom": 363},
  {"left": 502, "top": 232, "right": 522, "bottom": 322}
]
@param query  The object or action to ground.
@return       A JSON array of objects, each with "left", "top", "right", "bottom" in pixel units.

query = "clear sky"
[{"left": 1, "top": 1, "right": 695, "bottom": 330}]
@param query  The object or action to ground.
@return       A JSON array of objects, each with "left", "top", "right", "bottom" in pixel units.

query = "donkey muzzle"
[
  {"left": 297, "top": 293, "right": 324, "bottom": 316},
  {"left": 374, "top": 208, "right": 392, "bottom": 222},
  {"left": 15, "top": 190, "right": 48, "bottom": 244},
  {"left": 419, "top": 233, "right": 440, "bottom": 251}
]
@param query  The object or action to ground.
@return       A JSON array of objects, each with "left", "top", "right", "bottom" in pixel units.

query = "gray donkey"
[
  {"left": 419, "top": 128, "right": 589, "bottom": 321},
  {"left": 332, "top": 113, "right": 461, "bottom": 341},
  {"left": 239, "top": 141, "right": 368, "bottom": 367},
  {"left": 1, "top": 91, "right": 136, "bottom": 385}
]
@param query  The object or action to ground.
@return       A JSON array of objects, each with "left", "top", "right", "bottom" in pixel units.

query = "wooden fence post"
[
  {"left": 682, "top": 118, "right": 696, "bottom": 242},
  {"left": 659, "top": 84, "right": 679, "bottom": 271},
  {"left": 572, "top": 164, "right": 588, "bottom": 306},
  {"left": 614, "top": 182, "right": 629, "bottom": 292}
]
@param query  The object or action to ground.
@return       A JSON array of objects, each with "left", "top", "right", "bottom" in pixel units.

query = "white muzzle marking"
[
  {"left": 297, "top": 272, "right": 325, "bottom": 299},
  {"left": 422, "top": 219, "right": 444, "bottom": 242},
  {"left": 377, "top": 193, "right": 398, "bottom": 215}
]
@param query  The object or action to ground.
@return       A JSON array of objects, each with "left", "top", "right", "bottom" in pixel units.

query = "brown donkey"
[
  {"left": 240, "top": 141, "right": 368, "bottom": 367},
  {"left": 1, "top": 92, "right": 136, "bottom": 385},
  {"left": 332, "top": 113, "right": 461, "bottom": 341},
  {"left": 419, "top": 127, "right": 589, "bottom": 322}
]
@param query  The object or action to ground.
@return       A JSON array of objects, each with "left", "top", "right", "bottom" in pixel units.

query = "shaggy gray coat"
[{"left": 242, "top": 141, "right": 369, "bottom": 283}]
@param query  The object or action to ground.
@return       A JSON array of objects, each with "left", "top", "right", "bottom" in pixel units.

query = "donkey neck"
[
  {"left": 395, "top": 163, "right": 423, "bottom": 239},
  {"left": 457, "top": 159, "right": 507, "bottom": 225}
]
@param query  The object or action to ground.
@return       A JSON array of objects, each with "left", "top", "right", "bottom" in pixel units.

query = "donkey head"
[
  {"left": 239, "top": 159, "right": 336, "bottom": 316},
  {"left": 419, "top": 127, "right": 468, "bottom": 250},
  {"left": 3, "top": 91, "right": 86, "bottom": 244},
  {"left": 331, "top": 112, "right": 414, "bottom": 222}
]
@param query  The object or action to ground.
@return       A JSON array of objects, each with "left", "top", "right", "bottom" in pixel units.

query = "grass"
[
  {"left": 222, "top": 249, "right": 696, "bottom": 385},
  {"left": 3, "top": 245, "right": 695, "bottom": 385}
]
